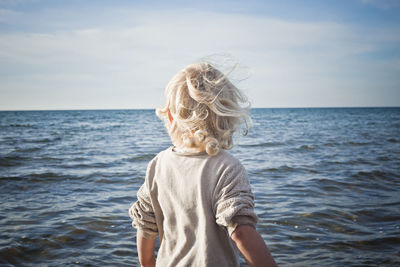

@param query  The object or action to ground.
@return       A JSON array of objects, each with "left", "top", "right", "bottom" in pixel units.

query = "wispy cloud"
[{"left": 0, "top": 5, "right": 399, "bottom": 109}]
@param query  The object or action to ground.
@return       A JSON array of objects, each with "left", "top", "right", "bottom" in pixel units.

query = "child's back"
[{"left": 131, "top": 147, "right": 256, "bottom": 266}]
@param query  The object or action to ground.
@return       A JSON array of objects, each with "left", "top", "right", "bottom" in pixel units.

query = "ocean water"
[{"left": 0, "top": 108, "right": 399, "bottom": 266}]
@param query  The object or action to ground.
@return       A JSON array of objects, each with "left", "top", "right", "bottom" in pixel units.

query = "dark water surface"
[{"left": 0, "top": 108, "right": 399, "bottom": 266}]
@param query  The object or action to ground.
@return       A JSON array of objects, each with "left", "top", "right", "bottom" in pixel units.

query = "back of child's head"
[{"left": 156, "top": 61, "right": 251, "bottom": 155}]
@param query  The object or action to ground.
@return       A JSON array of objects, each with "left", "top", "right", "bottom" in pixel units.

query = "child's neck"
[{"left": 173, "top": 145, "right": 204, "bottom": 154}]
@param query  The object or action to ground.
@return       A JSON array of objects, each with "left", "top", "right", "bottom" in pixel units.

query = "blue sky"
[{"left": 0, "top": 0, "right": 399, "bottom": 109}]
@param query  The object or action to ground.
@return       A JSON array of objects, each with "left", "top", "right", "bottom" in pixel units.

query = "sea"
[{"left": 0, "top": 108, "right": 399, "bottom": 266}]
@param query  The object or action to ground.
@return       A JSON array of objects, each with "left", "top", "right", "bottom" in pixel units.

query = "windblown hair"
[{"left": 156, "top": 62, "right": 251, "bottom": 156}]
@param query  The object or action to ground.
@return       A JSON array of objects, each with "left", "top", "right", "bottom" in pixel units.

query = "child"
[{"left": 129, "top": 61, "right": 277, "bottom": 267}]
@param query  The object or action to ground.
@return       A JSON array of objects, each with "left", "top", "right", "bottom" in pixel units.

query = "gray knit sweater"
[{"left": 129, "top": 146, "right": 257, "bottom": 267}]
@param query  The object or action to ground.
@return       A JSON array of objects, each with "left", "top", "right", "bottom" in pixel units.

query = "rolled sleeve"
[
  {"left": 214, "top": 164, "right": 258, "bottom": 236},
  {"left": 129, "top": 183, "right": 158, "bottom": 240}
]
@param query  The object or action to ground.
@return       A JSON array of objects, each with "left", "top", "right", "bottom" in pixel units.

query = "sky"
[{"left": 0, "top": 0, "right": 399, "bottom": 110}]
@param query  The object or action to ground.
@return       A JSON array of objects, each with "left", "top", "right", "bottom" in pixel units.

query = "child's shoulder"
[
  {"left": 213, "top": 151, "right": 250, "bottom": 192},
  {"left": 214, "top": 149, "right": 243, "bottom": 167},
  {"left": 210, "top": 150, "right": 248, "bottom": 182}
]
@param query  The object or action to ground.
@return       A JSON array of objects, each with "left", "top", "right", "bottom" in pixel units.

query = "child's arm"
[
  {"left": 231, "top": 225, "right": 278, "bottom": 267},
  {"left": 137, "top": 232, "right": 156, "bottom": 267}
]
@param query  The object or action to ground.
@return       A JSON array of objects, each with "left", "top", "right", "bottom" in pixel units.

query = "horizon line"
[{"left": 1, "top": 106, "right": 399, "bottom": 112}]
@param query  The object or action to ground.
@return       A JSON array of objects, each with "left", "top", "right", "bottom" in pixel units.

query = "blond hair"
[{"left": 156, "top": 62, "right": 251, "bottom": 155}]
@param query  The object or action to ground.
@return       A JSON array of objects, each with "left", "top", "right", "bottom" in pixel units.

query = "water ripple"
[{"left": 0, "top": 108, "right": 399, "bottom": 266}]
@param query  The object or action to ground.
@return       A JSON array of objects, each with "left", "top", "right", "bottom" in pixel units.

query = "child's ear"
[{"left": 168, "top": 110, "right": 173, "bottom": 123}]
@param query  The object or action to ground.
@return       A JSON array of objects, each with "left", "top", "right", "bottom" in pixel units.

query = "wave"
[
  {"left": 347, "top": 141, "right": 373, "bottom": 146},
  {"left": 298, "top": 144, "right": 315, "bottom": 150},
  {"left": 240, "top": 142, "right": 284, "bottom": 147},
  {"left": 0, "top": 235, "right": 61, "bottom": 265},
  {"left": 322, "top": 142, "right": 337, "bottom": 147},
  {"left": 61, "top": 161, "right": 119, "bottom": 169},
  {"left": 8, "top": 123, "right": 36, "bottom": 128},
  {"left": 28, "top": 137, "right": 62, "bottom": 144},
  {"left": 0, "top": 155, "right": 25, "bottom": 167},
  {"left": 351, "top": 170, "right": 397, "bottom": 182},
  {"left": 352, "top": 207, "right": 400, "bottom": 222},
  {"left": 327, "top": 236, "right": 400, "bottom": 250},
  {"left": 12, "top": 147, "right": 42, "bottom": 153},
  {"left": 255, "top": 165, "right": 297, "bottom": 174},
  {"left": 126, "top": 154, "right": 156, "bottom": 162},
  {"left": 252, "top": 165, "right": 319, "bottom": 176},
  {"left": 0, "top": 173, "right": 80, "bottom": 183}
]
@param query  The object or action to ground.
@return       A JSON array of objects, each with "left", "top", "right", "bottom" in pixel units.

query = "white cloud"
[{"left": 0, "top": 8, "right": 399, "bottom": 109}]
